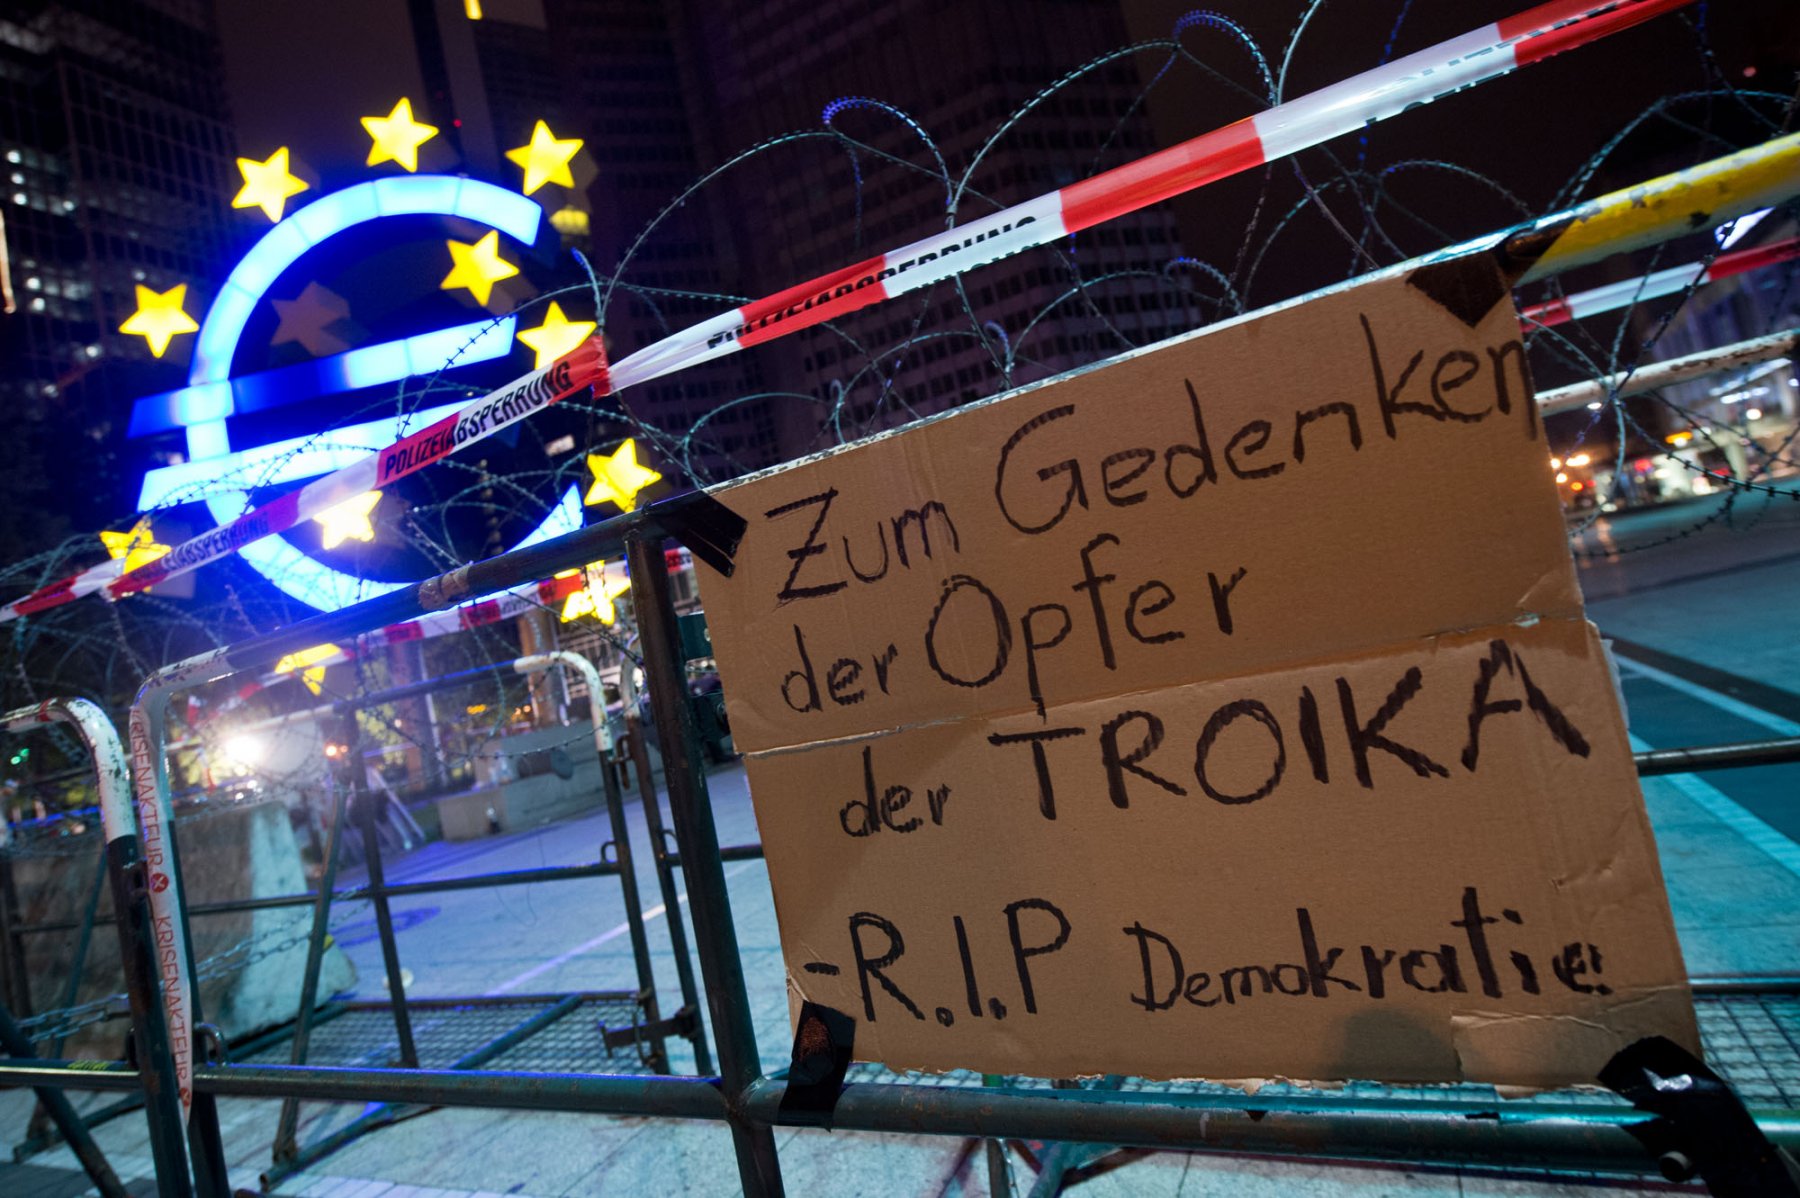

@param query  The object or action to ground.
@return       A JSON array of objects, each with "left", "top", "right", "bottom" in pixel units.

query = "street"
[{"left": 1577, "top": 491, "right": 1800, "bottom": 847}]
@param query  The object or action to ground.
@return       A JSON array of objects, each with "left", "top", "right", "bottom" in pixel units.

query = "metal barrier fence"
[
  {"left": 3, "top": 500, "right": 1798, "bottom": 1197},
  {"left": 0, "top": 652, "right": 710, "bottom": 1191},
  {"left": 4, "top": 127, "right": 1800, "bottom": 1194}
]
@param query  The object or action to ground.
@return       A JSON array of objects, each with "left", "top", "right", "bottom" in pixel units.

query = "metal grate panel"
[
  {"left": 836, "top": 990, "right": 1800, "bottom": 1111},
  {"left": 235, "top": 996, "right": 650, "bottom": 1072}
]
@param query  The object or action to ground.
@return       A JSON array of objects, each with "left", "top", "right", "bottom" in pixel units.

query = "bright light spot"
[
  {"left": 1716, "top": 207, "right": 1771, "bottom": 249},
  {"left": 1586, "top": 401, "right": 1603, "bottom": 411},
  {"left": 1569, "top": 482, "right": 1583, "bottom": 492},
  {"left": 550, "top": 206, "right": 590, "bottom": 236},
  {"left": 1555, "top": 472, "right": 1569, "bottom": 484},
  {"left": 1549, "top": 456, "right": 1562, "bottom": 469},
  {"left": 222, "top": 734, "right": 262, "bottom": 768},
  {"left": 313, "top": 491, "right": 382, "bottom": 549},
  {"left": 1566, "top": 453, "right": 1590, "bottom": 468},
  {"left": 1746, "top": 407, "right": 1763, "bottom": 420}
]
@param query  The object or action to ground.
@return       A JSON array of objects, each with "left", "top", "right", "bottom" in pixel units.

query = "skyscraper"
[
  {"left": 658, "top": 0, "right": 1203, "bottom": 460},
  {"left": 0, "top": 0, "right": 237, "bottom": 551}
]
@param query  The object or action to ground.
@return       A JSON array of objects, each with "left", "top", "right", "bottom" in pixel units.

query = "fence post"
[
  {"left": 127, "top": 690, "right": 232, "bottom": 1197},
  {"left": 346, "top": 715, "right": 419, "bottom": 1070},
  {"left": 515, "top": 651, "right": 672, "bottom": 1071},
  {"left": 624, "top": 532, "right": 783, "bottom": 1196},
  {"left": 273, "top": 774, "right": 350, "bottom": 1161}
]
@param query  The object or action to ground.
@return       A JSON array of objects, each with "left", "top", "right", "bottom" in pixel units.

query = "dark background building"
[{"left": 0, "top": 0, "right": 237, "bottom": 559}]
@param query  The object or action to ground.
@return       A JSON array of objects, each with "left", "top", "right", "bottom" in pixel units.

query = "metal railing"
[{"left": 7, "top": 125, "right": 1800, "bottom": 1195}]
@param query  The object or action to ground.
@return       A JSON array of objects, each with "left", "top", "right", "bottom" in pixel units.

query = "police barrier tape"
[
  {"left": 0, "top": 0, "right": 1696, "bottom": 623},
  {"left": 1519, "top": 236, "right": 1800, "bottom": 329},
  {"left": 221, "top": 556, "right": 658, "bottom": 708}
]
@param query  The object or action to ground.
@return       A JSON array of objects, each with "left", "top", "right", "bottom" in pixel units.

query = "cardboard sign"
[{"left": 695, "top": 267, "right": 1696, "bottom": 1088}]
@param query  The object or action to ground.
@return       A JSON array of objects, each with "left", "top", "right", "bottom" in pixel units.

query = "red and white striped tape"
[
  {"left": 1519, "top": 235, "right": 1800, "bottom": 329},
  {"left": 0, "top": 0, "right": 1687, "bottom": 624},
  {"left": 241, "top": 556, "right": 663, "bottom": 700}
]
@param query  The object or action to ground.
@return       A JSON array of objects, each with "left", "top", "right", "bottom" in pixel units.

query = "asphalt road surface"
[{"left": 1576, "top": 490, "right": 1800, "bottom": 845}]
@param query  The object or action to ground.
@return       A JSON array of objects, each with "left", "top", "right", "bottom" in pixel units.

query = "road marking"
[
  {"left": 484, "top": 860, "right": 761, "bottom": 996},
  {"left": 1612, "top": 652, "right": 1800, "bottom": 737},
  {"left": 1629, "top": 733, "right": 1800, "bottom": 880}
]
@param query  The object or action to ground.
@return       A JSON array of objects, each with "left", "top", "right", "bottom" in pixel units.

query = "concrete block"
[{"left": 11, "top": 800, "right": 356, "bottom": 1054}]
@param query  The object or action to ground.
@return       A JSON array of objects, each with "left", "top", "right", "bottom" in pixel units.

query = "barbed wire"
[{"left": 0, "top": 1, "right": 1790, "bottom": 803}]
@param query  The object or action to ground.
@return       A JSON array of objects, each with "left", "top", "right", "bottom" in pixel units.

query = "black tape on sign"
[
  {"left": 778, "top": 1002, "right": 856, "bottom": 1128},
  {"left": 1406, "top": 212, "right": 1574, "bottom": 328},
  {"left": 1598, "top": 1035, "right": 1800, "bottom": 1195},
  {"left": 658, "top": 490, "right": 747, "bottom": 577},
  {"left": 1406, "top": 251, "right": 1515, "bottom": 328}
]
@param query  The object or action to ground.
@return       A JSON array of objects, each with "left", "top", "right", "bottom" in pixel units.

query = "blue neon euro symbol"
[{"left": 133, "top": 175, "right": 582, "bottom": 611}]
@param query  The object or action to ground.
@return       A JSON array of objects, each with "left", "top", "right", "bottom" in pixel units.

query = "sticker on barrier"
[{"left": 695, "top": 265, "right": 1697, "bottom": 1088}]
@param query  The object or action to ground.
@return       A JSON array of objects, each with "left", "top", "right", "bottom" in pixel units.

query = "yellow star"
[
  {"left": 505, "top": 120, "right": 583, "bottom": 195},
  {"left": 232, "top": 147, "right": 309, "bottom": 222},
  {"left": 558, "top": 562, "right": 631, "bottom": 624},
  {"left": 99, "top": 518, "right": 171, "bottom": 574},
  {"left": 361, "top": 98, "right": 438, "bottom": 172},
  {"left": 119, "top": 284, "right": 199, "bottom": 358},
  {"left": 516, "top": 302, "right": 596, "bottom": 369},
  {"left": 441, "top": 230, "right": 519, "bottom": 306},
  {"left": 584, "top": 439, "right": 662, "bottom": 512},
  {"left": 313, "top": 491, "right": 382, "bottom": 549},
  {"left": 274, "top": 644, "right": 342, "bottom": 695}
]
